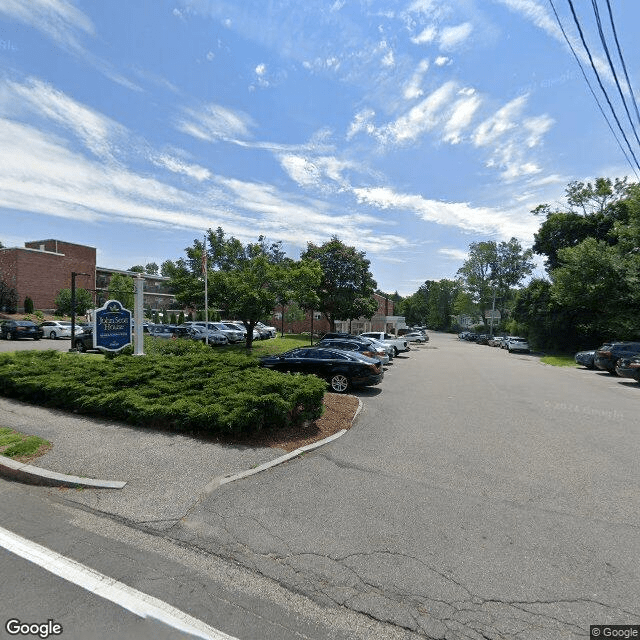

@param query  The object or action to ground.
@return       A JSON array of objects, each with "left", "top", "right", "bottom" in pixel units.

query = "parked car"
[
  {"left": 317, "top": 338, "right": 390, "bottom": 365},
  {"left": 594, "top": 342, "right": 640, "bottom": 374},
  {"left": 0, "top": 320, "right": 43, "bottom": 340},
  {"left": 403, "top": 332, "right": 428, "bottom": 343},
  {"left": 259, "top": 347, "right": 384, "bottom": 393},
  {"left": 500, "top": 336, "right": 516, "bottom": 348},
  {"left": 615, "top": 355, "right": 640, "bottom": 383},
  {"left": 148, "top": 325, "right": 178, "bottom": 339},
  {"left": 362, "top": 336, "right": 394, "bottom": 360},
  {"left": 487, "top": 335, "right": 505, "bottom": 347},
  {"left": 221, "top": 321, "right": 260, "bottom": 341},
  {"left": 194, "top": 322, "right": 244, "bottom": 343},
  {"left": 256, "top": 321, "right": 277, "bottom": 338},
  {"left": 505, "top": 337, "right": 529, "bottom": 353},
  {"left": 360, "top": 332, "right": 410, "bottom": 355},
  {"left": 188, "top": 325, "right": 228, "bottom": 345},
  {"left": 73, "top": 329, "right": 99, "bottom": 352},
  {"left": 574, "top": 349, "right": 597, "bottom": 369},
  {"left": 476, "top": 334, "right": 489, "bottom": 345},
  {"left": 39, "top": 320, "right": 75, "bottom": 339}
]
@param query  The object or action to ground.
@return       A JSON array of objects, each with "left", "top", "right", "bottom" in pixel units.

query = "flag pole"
[{"left": 203, "top": 233, "right": 209, "bottom": 346}]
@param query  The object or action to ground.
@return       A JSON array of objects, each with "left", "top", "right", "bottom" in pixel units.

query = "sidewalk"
[{"left": 0, "top": 397, "right": 291, "bottom": 530}]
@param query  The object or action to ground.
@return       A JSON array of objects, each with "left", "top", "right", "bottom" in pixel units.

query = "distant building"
[
  {"left": 272, "top": 294, "right": 402, "bottom": 336},
  {"left": 0, "top": 239, "right": 177, "bottom": 314},
  {"left": 0, "top": 239, "right": 96, "bottom": 312}
]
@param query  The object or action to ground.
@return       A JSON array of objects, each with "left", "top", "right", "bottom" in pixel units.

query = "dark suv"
[
  {"left": 0, "top": 320, "right": 43, "bottom": 340},
  {"left": 594, "top": 342, "right": 640, "bottom": 374},
  {"left": 73, "top": 329, "right": 98, "bottom": 352}
]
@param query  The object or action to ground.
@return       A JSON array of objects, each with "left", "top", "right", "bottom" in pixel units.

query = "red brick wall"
[{"left": 0, "top": 241, "right": 96, "bottom": 312}]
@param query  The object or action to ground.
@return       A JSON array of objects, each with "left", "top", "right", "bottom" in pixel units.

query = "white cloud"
[
  {"left": 255, "top": 63, "right": 266, "bottom": 76},
  {"left": 279, "top": 153, "right": 357, "bottom": 191},
  {"left": 496, "top": 0, "right": 612, "bottom": 81},
  {"left": 353, "top": 186, "right": 539, "bottom": 242},
  {"left": 443, "top": 91, "right": 482, "bottom": 144},
  {"left": 346, "top": 108, "right": 376, "bottom": 140},
  {"left": 439, "top": 22, "right": 473, "bottom": 51},
  {"left": 0, "top": 77, "right": 122, "bottom": 160},
  {"left": 381, "top": 81, "right": 458, "bottom": 144},
  {"left": 0, "top": 0, "right": 139, "bottom": 91},
  {"left": 472, "top": 95, "right": 553, "bottom": 180},
  {"left": 0, "top": 0, "right": 93, "bottom": 51},
  {"left": 411, "top": 26, "right": 436, "bottom": 45},
  {"left": 403, "top": 59, "right": 430, "bottom": 100},
  {"left": 0, "top": 115, "right": 404, "bottom": 256},
  {"left": 153, "top": 155, "right": 212, "bottom": 182},
  {"left": 439, "top": 247, "right": 469, "bottom": 261},
  {"left": 177, "top": 103, "right": 254, "bottom": 142},
  {"left": 434, "top": 56, "right": 450, "bottom": 66}
]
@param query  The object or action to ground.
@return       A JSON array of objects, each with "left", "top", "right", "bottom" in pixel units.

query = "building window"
[
  {"left": 314, "top": 312, "right": 322, "bottom": 320},
  {"left": 274, "top": 312, "right": 282, "bottom": 320}
]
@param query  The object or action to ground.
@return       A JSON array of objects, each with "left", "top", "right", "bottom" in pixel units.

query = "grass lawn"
[
  {"left": 540, "top": 355, "right": 577, "bottom": 367},
  {"left": 0, "top": 427, "right": 51, "bottom": 462}
]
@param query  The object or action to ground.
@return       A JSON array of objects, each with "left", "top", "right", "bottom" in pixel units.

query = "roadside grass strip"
[
  {"left": 0, "top": 427, "right": 50, "bottom": 461},
  {"left": 540, "top": 355, "right": 577, "bottom": 367}
]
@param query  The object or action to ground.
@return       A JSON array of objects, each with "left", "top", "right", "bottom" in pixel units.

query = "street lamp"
[{"left": 69, "top": 271, "right": 90, "bottom": 351}]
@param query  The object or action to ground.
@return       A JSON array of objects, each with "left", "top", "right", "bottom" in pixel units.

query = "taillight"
[
  {"left": 599, "top": 351, "right": 612, "bottom": 357},
  {"left": 367, "top": 363, "right": 380, "bottom": 373}
]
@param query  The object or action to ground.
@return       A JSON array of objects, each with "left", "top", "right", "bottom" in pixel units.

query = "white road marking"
[{"left": 0, "top": 525, "right": 239, "bottom": 640}]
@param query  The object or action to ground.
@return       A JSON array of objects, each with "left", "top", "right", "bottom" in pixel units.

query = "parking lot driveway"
[{"left": 171, "top": 333, "right": 640, "bottom": 639}]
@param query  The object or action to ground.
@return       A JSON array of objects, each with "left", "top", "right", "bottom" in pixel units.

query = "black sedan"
[
  {"left": 259, "top": 347, "right": 383, "bottom": 393},
  {"left": 0, "top": 320, "right": 43, "bottom": 340},
  {"left": 574, "top": 349, "right": 597, "bottom": 369},
  {"left": 615, "top": 355, "right": 640, "bottom": 383}
]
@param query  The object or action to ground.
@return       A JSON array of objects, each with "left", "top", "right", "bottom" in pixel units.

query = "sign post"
[
  {"left": 134, "top": 275, "right": 144, "bottom": 356},
  {"left": 94, "top": 300, "right": 132, "bottom": 352}
]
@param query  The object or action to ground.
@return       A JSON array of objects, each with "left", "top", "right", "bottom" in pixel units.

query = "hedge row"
[{"left": 0, "top": 346, "right": 326, "bottom": 436}]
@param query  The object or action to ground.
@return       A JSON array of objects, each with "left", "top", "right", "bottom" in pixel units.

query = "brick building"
[
  {"left": 271, "top": 293, "right": 399, "bottom": 336},
  {"left": 0, "top": 239, "right": 96, "bottom": 312},
  {"left": 0, "top": 239, "right": 177, "bottom": 314}
]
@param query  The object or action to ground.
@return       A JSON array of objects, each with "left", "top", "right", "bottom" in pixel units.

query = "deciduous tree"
[{"left": 301, "top": 237, "right": 377, "bottom": 330}]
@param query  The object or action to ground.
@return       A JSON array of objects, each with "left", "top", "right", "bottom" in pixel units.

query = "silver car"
[
  {"left": 40, "top": 320, "right": 74, "bottom": 339},
  {"left": 506, "top": 337, "right": 530, "bottom": 353}
]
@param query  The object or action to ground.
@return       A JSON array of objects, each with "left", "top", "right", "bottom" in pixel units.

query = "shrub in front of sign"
[{"left": 0, "top": 350, "right": 325, "bottom": 436}]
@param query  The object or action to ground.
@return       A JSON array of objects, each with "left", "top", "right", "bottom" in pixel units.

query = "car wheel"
[
  {"left": 76, "top": 341, "right": 86, "bottom": 352},
  {"left": 329, "top": 373, "right": 350, "bottom": 393},
  {"left": 6, "top": 332, "right": 13, "bottom": 340},
  {"left": 393, "top": 346, "right": 399, "bottom": 356},
  {"left": 49, "top": 331, "right": 57, "bottom": 339}
]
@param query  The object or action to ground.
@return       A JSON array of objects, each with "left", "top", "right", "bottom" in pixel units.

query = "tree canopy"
[
  {"left": 457, "top": 238, "right": 534, "bottom": 326},
  {"left": 164, "top": 227, "right": 322, "bottom": 348},
  {"left": 514, "top": 177, "right": 640, "bottom": 350},
  {"left": 54, "top": 288, "right": 93, "bottom": 316},
  {"left": 301, "top": 236, "right": 378, "bottom": 330}
]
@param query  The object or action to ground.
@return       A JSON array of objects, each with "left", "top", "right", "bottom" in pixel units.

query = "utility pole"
[{"left": 69, "top": 271, "right": 89, "bottom": 351}]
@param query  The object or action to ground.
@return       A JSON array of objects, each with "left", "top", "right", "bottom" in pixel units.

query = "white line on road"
[{"left": 0, "top": 525, "right": 239, "bottom": 640}]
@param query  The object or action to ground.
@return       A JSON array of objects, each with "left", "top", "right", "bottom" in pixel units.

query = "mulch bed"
[{"left": 207, "top": 392, "right": 359, "bottom": 452}]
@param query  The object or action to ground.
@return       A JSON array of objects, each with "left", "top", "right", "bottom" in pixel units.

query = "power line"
[
  {"left": 590, "top": 0, "right": 640, "bottom": 151},
  {"left": 565, "top": 0, "right": 640, "bottom": 173},
  {"left": 604, "top": 0, "right": 640, "bottom": 130},
  {"left": 547, "top": 0, "right": 639, "bottom": 179}
]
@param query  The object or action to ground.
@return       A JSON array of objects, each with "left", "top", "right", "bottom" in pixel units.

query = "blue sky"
[{"left": 1, "top": 0, "right": 638, "bottom": 295}]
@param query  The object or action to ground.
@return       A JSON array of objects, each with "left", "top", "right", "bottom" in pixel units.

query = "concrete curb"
[
  {"left": 0, "top": 456, "right": 127, "bottom": 489},
  {"left": 202, "top": 396, "right": 363, "bottom": 493}
]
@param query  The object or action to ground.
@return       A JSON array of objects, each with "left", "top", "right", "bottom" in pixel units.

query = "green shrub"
[
  {"left": 0, "top": 349, "right": 325, "bottom": 437},
  {"left": 24, "top": 297, "right": 34, "bottom": 313}
]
